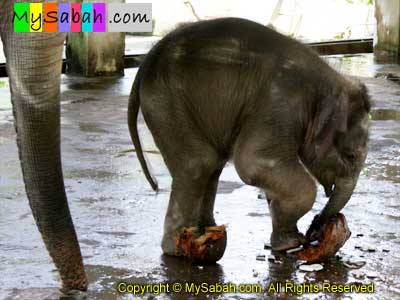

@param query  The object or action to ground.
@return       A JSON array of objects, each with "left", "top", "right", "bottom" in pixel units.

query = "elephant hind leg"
[
  {"left": 198, "top": 166, "right": 225, "bottom": 228},
  {"left": 159, "top": 142, "right": 227, "bottom": 263},
  {"left": 161, "top": 146, "right": 220, "bottom": 253},
  {"left": 233, "top": 133, "right": 316, "bottom": 251}
]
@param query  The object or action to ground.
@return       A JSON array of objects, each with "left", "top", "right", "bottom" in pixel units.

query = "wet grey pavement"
[{"left": 0, "top": 54, "right": 399, "bottom": 300}]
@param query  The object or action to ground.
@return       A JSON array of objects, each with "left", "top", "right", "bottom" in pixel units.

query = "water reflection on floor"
[{"left": 324, "top": 53, "right": 400, "bottom": 79}]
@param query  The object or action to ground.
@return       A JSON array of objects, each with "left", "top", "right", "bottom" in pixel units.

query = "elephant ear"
[{"left": 315, "top": 89, "right": 348, "bottom": 158}]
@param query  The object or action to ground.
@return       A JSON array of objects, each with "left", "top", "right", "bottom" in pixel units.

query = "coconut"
[{"left": 297, "top": 213, "right": 351, "bottom": 262}]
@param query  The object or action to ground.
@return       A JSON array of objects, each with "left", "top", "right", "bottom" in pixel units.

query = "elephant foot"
[
  {"left": 59, "top": 271, "right": 88, "bottom": 295},
  {"left": 175, "top": 225, "right": 227, "bottom": 264},
  {"left": 271, "top": 230, "right": 306, "bottom": 251}
]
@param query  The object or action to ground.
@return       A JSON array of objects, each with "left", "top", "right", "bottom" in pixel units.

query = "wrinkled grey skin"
[
  {"left": 0, "top": 0, "right": 87, "bottom": 294},
  {"left": 129, "top": 18, "right": 370, "bottom": 255}
]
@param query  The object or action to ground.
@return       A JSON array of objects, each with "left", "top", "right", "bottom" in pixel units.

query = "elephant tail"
[{"left": 127, "top": 71, "right": 158, "bottom": 192}]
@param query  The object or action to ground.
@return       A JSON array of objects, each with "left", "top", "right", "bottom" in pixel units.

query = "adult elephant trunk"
[
  {"left": 319, "top": 176, "right": 358, "bottom": 223},
  {"left": 1, "top": 1, "right": 86, "bottom": 293}
]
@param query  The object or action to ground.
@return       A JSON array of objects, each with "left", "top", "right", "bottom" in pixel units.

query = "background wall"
[{"left": 127, "top": 0, "right": 375, "bottom": 41}]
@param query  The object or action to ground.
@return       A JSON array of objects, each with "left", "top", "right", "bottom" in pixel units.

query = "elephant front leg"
[
  {"left": 268, "top": 197, "right": 309, "bottom": 251},
  {"left": 234, "top": 135, "right": 316, "bottom": 252},
  {"left": 262, "top": 169, "right": 314, "bottom": 251}
]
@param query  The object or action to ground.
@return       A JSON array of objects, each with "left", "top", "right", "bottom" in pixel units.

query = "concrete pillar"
[
  {"left": 66, "top": 0, "right": 125, "bottom": 77},
  {"left": 66, "top": 32, "right": 125, "bottom": 76},
  {"left": 374, "top": 0, "right": 400, "bottom": 60}
]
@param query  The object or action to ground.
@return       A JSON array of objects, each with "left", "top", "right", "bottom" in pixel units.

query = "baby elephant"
[{"left": 128, "top": 18, "right": 370, "bottom": 262}]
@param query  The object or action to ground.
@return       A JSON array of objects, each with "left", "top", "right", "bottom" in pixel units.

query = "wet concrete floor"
[{"left": 0, "top": 54, "right": 399, "bottom": 300}]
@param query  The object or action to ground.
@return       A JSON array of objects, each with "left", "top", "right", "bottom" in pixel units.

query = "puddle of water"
[
  {"left": 119, "top": 148, "right": 160, "bottom": 156},
  {"left": 324, "top": 53, "right": 400, "bottom": 79},
  {"left": 95, "top": 231, "right": 136, "bottom": 238},
  {"left": 371, "top": 109, "right": 400, "bottom": 121},
  {"left": 374, "top": 73, "right": 400, "bottom": 84},
  {"left": 324, "top": 54, "right": 375, "bottom": 77},
  {"left": 217, "top": 180, "right": 244, "bottom": 194},
  {"left": 66, "top": 169, "right": 116, "bottom": 181},
  {"left": 67, "top": 79, "right": 120, "bottom": 91},
  {"left": 4, "top": 264, "right": 133, "bottom": 300},
  {"left": 247, "top": 212, "right": 269, "bottom": 217},
  {"left": 63, "top": 96, "right": 102, "bottom": 105},
  {"left": 79, "top": 122, "right": 109, "bottom": 133},
  {"left": 366, "top": 163, "right": 400, "bottom": 184}
]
